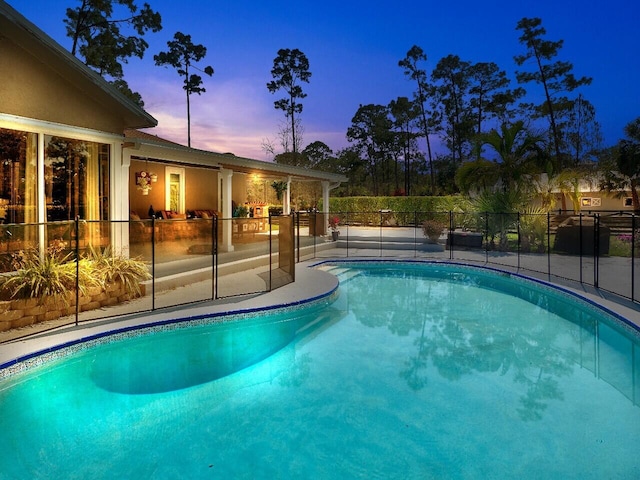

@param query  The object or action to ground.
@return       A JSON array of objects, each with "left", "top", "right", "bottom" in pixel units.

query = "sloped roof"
[
  {"left": 0, "top": 1, "right": 157, "bottom": 129},
  {"left": 125, "top": 129, "right": 348, "bottom": 183}
]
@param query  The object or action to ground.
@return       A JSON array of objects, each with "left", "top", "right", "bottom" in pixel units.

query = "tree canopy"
[
  {"left": 154, "top": 32, "right": 214, "bottom": 147},
  {"left": 267, "top": 49, "right": 312, "bottom": 155},
  {"left": 65, "top": 0, "right": 162, "bottom": 106}
]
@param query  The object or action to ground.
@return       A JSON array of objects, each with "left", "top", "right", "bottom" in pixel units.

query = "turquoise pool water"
[{"left": 0, "top": 261, "right": 639, "bottom": 479}]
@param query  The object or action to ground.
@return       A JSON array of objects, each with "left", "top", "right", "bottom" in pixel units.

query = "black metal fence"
[
  {"left": 0, "top": 214, "right": 295, "bottom": 338},
  {"left": 295, "top": 210, "right": 639, "bottom": 305},
  {"left": 1, "top": 209, "right": 637, "bottom": 341}
]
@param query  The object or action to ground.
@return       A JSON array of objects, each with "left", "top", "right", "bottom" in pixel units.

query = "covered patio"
[{"left": 124, "top": 129, "right": 346, "bottom": 255}]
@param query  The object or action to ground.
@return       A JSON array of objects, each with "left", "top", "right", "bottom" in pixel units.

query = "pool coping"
[
  {"left": 1, "top": 258, "right": 638, "bottom": 374},
  {"left": 312, "top": 258, "right": 640, "bottom": 333},
  {"left": 0, "top": 263, "right": 339, "bottom": 372}
]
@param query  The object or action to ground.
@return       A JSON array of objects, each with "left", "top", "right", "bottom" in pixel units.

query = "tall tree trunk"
[
  {"left": 417, "top": 88, "right": 435, "bottom": 195},
  {"left": 533, "top": 44, "right": 562, "bottom": 164},
  {"left": 186, "top": 63, "right": 191, "bottom": 147},
  {"left": 290, "top": 95, "right": 297, "bottom": 154}
]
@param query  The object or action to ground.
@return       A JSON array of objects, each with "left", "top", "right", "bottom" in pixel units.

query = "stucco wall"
[
  {"left": 186, "top": 167, "right": 218, "bottom": 211},
  {"left": 232, "top": 173, "right": 247, "bottom": 207},
  {"left": 559, "top": 192, "right": 635, "bottom": 212},
  {"left": 0, "top": 39, "right": 125, "bottom": 133},
  {"left": 129, "top": 160, "right": 163, "bottom": 218},
  {"left": 129, "top": 160, "right": 219, "bottom": 218}
]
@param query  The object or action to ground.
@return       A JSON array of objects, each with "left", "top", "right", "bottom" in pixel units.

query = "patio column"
[
  {"left": 321, "top": 181, "right": 330, "bottom": 215},
  {"left": 283, "top": 176, "right": 292, "bottom": 215},
  {"left": 117, "top": 140, "right": 137, "bottom": 257},
  {"left": 321, "top": 181, "right": 330, "bottom": 236},
  {"left": 219, "top": 168, "right": 234, "bottom": 252}
]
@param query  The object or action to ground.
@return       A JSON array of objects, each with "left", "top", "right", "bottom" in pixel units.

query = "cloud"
[
  {"left": 132, "top": 72, "right": 360, "bottom": 162},
  {"left": 134, "top": 75, "right": 280, "bottom": 160}
]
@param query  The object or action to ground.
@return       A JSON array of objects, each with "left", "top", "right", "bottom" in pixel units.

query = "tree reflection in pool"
[{"left": 0, "top": 261, "right": 638, "bottom": 479}]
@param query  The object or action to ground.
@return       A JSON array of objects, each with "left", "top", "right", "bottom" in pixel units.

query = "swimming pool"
[{"left": 0, "top": 261, "right": 638, "bottom": 478}]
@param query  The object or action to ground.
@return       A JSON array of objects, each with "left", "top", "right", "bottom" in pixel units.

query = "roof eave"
[{"left": 0, "top": 2, "right": 157, "bottom": 130}]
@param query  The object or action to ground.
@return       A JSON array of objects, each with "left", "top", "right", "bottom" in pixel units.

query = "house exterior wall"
[
  {"left": 185, "top": 167, "right": 218, "bottom": 212},
  {"left": 129, "top": 159, "right": 219, "bottom": 218},
  {"left": 232, "top": 173, "right": 248, "bottom": 208},
  {"left": 576, "top": 193, "right": 635, "bottom": 211},
  {"left": 555, "top": 192, "right": 636, "bottom": 212},
  {"left": 0, "top": 39, "right": 126, "bottom": 134},
  {"left": 129, "top": 159, "right": 162, "bottom": 218}
]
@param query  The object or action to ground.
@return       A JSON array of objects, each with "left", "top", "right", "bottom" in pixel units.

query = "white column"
[
  {"left": 218, "top": 168, "right": 234, "bottom": 252},
  {"left": 283, "top": 176, "right": 292, "bottom": 214},
  {"left": 116, "top": 141, "right": 133, "bottom": 256},
  {"left": 37, "top": 133, "right": 46, "bottom": 257},
  {"left": 321, "top": 181, "right": 330, "bottom": 236},
  {"left": 321, "top": 181, "right": 330, "bottom": 215}
]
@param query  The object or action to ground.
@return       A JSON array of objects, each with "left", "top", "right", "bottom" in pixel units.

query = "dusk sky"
[{"left": 10, "top": 0, "right": 640, "bottom": 161}]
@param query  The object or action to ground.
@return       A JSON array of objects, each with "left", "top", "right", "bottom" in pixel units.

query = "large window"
[
  {"left": 44, "top": 135, "right": 110, "bottom": 222},
  {"left": 0, "top": 128, "right": 37, "bottom": 224}
]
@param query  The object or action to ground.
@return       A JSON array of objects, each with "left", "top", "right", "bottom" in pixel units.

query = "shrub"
[
  {"left": 0, "top": 246, "right": 151, "bottom": 304},
  {"left": 85, "top": 246, "right": 151, "bottom": 298},
  {"left": 0, "top": 247, "right": 79, "bottom": 301}
]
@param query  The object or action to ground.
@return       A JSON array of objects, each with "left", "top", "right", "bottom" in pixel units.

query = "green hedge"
[{"left": 324, "top": 196, "right": 470, "bottom": 226}]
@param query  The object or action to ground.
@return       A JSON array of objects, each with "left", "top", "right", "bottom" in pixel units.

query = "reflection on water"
[
  {"left": 90, "top": 307, "right": 336, "bottom": 394},
  {"left": 0, "top": 262, "right": 638, "bottom": 478},
  {"left": 337, "top": 263, "right": 640, "bottom": 420}
]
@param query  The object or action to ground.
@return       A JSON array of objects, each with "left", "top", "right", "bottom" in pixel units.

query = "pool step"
[{"left": 315, "top": 265, "right": 361, "bottom": 282}]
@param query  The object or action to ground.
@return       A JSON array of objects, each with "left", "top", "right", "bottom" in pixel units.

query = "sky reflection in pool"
[{"left": 0, "top": 262, "right": 638, "bottom": 479}]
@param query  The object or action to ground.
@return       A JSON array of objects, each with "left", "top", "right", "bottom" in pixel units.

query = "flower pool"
[{"left": 0, "top": 261, "right": 639, "bottom": 478}]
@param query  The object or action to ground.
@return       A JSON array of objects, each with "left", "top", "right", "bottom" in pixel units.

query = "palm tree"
[
  {"left": 600, "top": 117, "right": 640, "bottom": 211},
  {"left": 551, "top": 166, "right": 598, "bottom": 212},
  {"left": 456, "top": 121, "right": 543, "bottom": 196},
  {"left": 456, "top": 121, "right": 544, "bottom": 251},
  {"left": 479, "top": 120, "right": 543, "bottom": 192}
]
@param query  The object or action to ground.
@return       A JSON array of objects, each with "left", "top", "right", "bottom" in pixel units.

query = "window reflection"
[
  {"left": 0, "top": 128, "right": 37, "bottom": 224},
  {"left": 44, "top": 135, "right": 110, "bottom": 221}
]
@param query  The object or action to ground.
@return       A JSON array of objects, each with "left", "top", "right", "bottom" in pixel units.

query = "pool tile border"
[{"left": 0, "top": 286, "right": 339, "bottom": 381}]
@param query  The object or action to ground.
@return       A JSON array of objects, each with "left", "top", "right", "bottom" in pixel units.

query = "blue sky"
[{"left": 10, "top": 0, "right": 640, "bottom": 161}]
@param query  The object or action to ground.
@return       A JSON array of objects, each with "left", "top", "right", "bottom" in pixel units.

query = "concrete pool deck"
[{"left": 1, "top": 255, "right": 639, "bottom": 370}]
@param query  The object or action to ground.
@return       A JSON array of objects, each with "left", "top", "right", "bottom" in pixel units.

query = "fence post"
[
  {"left": 212, "top": 215, "right": 217, "bottom": 300},
  {"left": 346, "top": 211, "right": 349, "bottom": 258},
  {"left": 379, "top": 210, "right": 383, "bottom": 257},
  {"left": 268, "top": 215, "right": 273, "bottom": 292},
  {"left": 414, "top": 211, "right": 418, "bottom": 258},
  {"left": 484, "top": 212, "right": 489, "bottom": 264},
  {"left": 547, "top": 212, "right": 551, "bottom": 280},
  {"left": 449, "top": 211, "right": 453, "bottom": 260},
  {"left": 579, "top": 213, "right": 583, "bottom": 284},
  {"left": 151, "top": 216, "right": 155, "bottom": 311},
  {"left": 290, "top": 213, "right": 296, "bottom": 281},
  {"left": 594, "top": 213, "right": 599, "bottom": 289},
  {"left": 75, "top": 215, "right": 79, "bottom": 326},
  {"left": 632, "top": 214, "right": 636, "bottom": 303},
  {"left": 296, "top": 211, "right": 300, "bottom": 263},
  {"left": 517, "top": 212, "right": 521, "bottom": 271}
]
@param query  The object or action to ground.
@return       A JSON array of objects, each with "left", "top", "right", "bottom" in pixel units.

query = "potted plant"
[
  {"left": 135, "top": 171, "right": 152, "bottom": 195},
  {"left": 422, "top": 219, "right": 446, "bottom": 244},
  {"left": 233, "top": 205, "right": 249, "bottom": 218},
  {"left": 329, "top": 216, "right": 340, "bottom": 241}
]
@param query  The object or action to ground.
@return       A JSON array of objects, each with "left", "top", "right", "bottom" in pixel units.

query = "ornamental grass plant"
[{"left": 0, "top": 245, "right": 150, "bottom": 304}]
